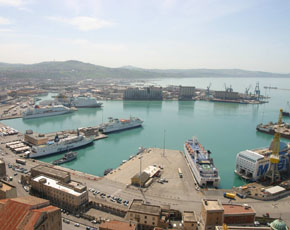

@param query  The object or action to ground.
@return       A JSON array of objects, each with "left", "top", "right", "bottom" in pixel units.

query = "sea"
[{"left": 2, "top": 77, "right": 290, "bottom": 189}]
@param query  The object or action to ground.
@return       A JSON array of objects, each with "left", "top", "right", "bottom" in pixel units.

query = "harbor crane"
[
  {"left": 265, "top": 109, "right": 283, "bottom": 184},
  {"left": 245, "top": 85, "right": 252, "bottom": 95},
  {"left": 254, "top": 82, "right": 261, "bottom": 100},
  {"left": 224, "top": 84, "right": 233, "bottom": 93},
  {"left": 206, "top": 83, "right": 212, "bottom": 96}
]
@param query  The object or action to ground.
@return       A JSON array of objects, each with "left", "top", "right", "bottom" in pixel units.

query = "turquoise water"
[{"left": 2, "top": 78, "right": 290, "bottom": 188}]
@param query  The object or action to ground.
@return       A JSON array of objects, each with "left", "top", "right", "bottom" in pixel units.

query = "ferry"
[
  {"left": 29, "top": 134, "right": 93, "bottom": 158},
  {"left": 99, "top": 117, "right": 143, "bottom": 134},
  {"left": 234, "top": 141, "right": 290, "bottom": 181},
  {"left": 23, "top": 105, "right": 74, "bottom": 119},
  {"left": 70, "top": 96, "right": 102, "bottom": 108},
  {"left": 184, "top": 137, "right": 220, "bottom": 188}
]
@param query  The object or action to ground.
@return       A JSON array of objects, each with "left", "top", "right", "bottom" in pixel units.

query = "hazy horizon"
[{"left": 0, "top": 0, "right": 290, "bottom": 73}]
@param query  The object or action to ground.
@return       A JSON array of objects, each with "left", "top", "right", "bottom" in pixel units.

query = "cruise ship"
[
  {"left": 23, "top": 105, "right": 74, "bottom": 119},
  {"left": 70, "top": 96, "right": 102, "bottom": 108},
  {"left": 29, "top": 134, "right": 93, "bottom": 158},
  {"left": 235, "top": 141, "right": 290, "bottom": 181},
  {"left": 99, "top": 117, "right": 143, "bottom": 133},
  {"left": 184, "top": 137, "right": 220, "bottom": 188}
]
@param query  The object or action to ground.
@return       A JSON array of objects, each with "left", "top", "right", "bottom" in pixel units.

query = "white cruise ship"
[
  {"left": 184, "top": 137, "right": 220, "bottom": 188},
  {"left": 70, "top": 96, "right": 102, "bottom": 108},
  {"left": 235, "top": 141, "right": 290, "bottom": 181},
  {"left": 23, "top": 105, "right": 74, "bottom": 119},
  {"left": 30, "top": 134, "right": 93, "bottom": 158},
  {"left": 99, "top": 117, "right": 143, "bottom": 133}
]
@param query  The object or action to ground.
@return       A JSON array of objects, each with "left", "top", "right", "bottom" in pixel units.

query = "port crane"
[
  {"left": 254, "top": 82, "right": 261, "bottom": 100},
  {"left": 224, "top": 84, "right": 233, "bottom": 93},
  {"left": 265, "top": 109, "right": 283, "bottom": 184},
  {"left": 206, "top": 83, "right": 212, "bottom": 96},
  {"left": 245, "top": 85, "right": 252, "bottom": 95}
]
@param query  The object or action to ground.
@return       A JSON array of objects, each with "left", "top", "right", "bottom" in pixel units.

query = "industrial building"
[
  {"left": 0, "top": 180, "right": 17, "bottom": 199},
  {"left": 0, "top": 160, "right": 6, "bottom": 179},
  {"left": 214, "top": 91, "right": 240, "bottom": 100},
  {"left": 126, "top": 199, "right": 169, "bottom": 230},
  {"left": 200, "top": 199, "right": 224, "bottom": 230},
  {"left": 131, "top": 166, "right": 160, "bottom": 188},
  {"left": 179, "top": 86, "right": 196, "bottom": 100},
  {"left": 24, "top": 130, "right": 49, "bottom": 146},
  {"left": 31, "top": 164, "right": 71, "bottom": 183},
  {"left": 30, "top": 175, "right": 88, "bottom": 213},
  {"left": 0, "top": 196, "right": 61, "bottom": 230},
  {"left": 124, "top": 87, "right": 163, "bottom": 100}
]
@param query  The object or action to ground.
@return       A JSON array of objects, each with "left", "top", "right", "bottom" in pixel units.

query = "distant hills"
[{"left": 0, "top": 60, "right": 289, "bottom": 79}]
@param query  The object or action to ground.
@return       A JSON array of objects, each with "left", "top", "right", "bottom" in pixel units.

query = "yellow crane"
[{"left": 265, "top": 109, "right": 283, "bottom": 184}]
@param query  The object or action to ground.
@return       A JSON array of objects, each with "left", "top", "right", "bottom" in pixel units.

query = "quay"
[{"left": 256, "top": 122, "right": 290, "bottom": 139}]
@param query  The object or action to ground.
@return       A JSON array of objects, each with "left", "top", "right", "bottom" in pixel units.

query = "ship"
[
  {"left": 52, "top": 151, "right": 77, "bottom": 165},
  {"left": 70, "top": 96, "right": 102, "bottom": 108},
  {"left": 99, "top": 117, "right": 143, "bottom": 134},
  {"left": 29, "top": 133, "right": 93, "bottom": 158},
  {"left": 234, "top": 141, "right": 290, "bottom": 181},
  {"left": 104, "top": 168, "right": 113, "bottom": 176},
  {"left": 23, "top": 105, "right": 74, "bottom": 119},
  {"left": 282, "top": 111, "right": 290, "bottom": 117},
  {"left": 184, "top": 137, "right": 220, "bottom": 188}
]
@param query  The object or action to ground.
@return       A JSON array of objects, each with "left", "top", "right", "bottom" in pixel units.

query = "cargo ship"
[
  {"left": 23, "top": 105, "right": 74, "bottom": 119},
  {"left": 52, "top": 151, "right": 77, "bottom": 165},
  {"left": 29, "top": 134, "right": 93, "bottom": 158},
  {"left": 234, "top": 141, "right": 290, "bottom": 181},
  {"left": 184, "top": 137, "right": 220, "bottom": 188},
  {"left": 99, "top": 117, "right": 143, "bottom": 134}
]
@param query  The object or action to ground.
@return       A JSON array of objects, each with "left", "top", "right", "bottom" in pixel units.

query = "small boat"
[
  {"left": 52, "top": 151, "right": 77, "bottom": 165},
  {"left": 104, "top": 168, "right": 113, "bottom": 176}
]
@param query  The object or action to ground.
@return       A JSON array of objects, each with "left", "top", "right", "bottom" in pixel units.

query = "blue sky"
[{"left": 0, "top": 0, "right": 289, "bottom": 73}]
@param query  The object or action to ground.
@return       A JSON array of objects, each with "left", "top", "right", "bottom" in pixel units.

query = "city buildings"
[
  {"left": 0, "top": 159, "right": 6, "bottom": 178},
  {"left": 179, "top": 86, "right": 196, "bottom": 100},
  {"left": 223, "top": 204, "right": 256, "bottom": 225},
  {"left": 183, "top": 211, "right": 198, "bottom": 230},
  {"left": 200, "top": 199, "right": 224, "bottom": 230},
  {"left": 124, "top": 87, "right": 163, "bottom": 100},
  {"left": 0, "top": 196, "right": 61, "bottom": 230},
  {"left": 99, "top": 220, "right": 137, "bottom": 230}
]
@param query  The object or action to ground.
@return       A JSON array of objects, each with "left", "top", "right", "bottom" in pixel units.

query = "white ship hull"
[
  {"left": 70, "top": 97, "right": 102, "bottom": 108},
  {"left": 73, "top": 103, "right": 102, "bottom": 108},
  {"left": 23, "top": 110, "right": 73, "bottom": 119},
  {"left": 30, "top": 137, "right": 93, "bottom": 158},
  {"left": 184, "top": 146, "right": 220, "bottom": 187}
]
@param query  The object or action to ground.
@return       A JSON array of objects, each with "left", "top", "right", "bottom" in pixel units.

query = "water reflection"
[{"left": 123, "top": 101, "right": 163, "bottom": 112}]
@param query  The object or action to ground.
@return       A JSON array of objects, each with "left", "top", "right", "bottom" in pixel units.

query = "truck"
[
  {"left": 16, "top": 158, "right": 26, "bottom": 165},
  {"left": 224, "top": 192, "right": 236, "bottom": 199}
]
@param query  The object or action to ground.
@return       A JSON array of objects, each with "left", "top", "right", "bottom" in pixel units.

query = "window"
[
  {"left": 152, "top": 222, "right": 155, "bottom": 225},
  {"left": 145, "top": 216, "right": 147, "bottom": 219},
  {"left": 144, "top": 221, "right": 147, "bottom": 224}
]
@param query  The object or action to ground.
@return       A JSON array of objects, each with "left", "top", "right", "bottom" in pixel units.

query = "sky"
[{"left": 0, "top": 0, "right": 289, "bottom": 73}]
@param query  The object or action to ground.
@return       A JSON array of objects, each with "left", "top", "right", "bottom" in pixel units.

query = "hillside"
[{"left": 0, "top": 60, "right": 289, "bottom": 79}]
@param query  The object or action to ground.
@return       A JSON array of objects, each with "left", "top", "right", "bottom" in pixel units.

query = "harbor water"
[{"left": 2, "top": 77, "right": 290, "bottom": 188}]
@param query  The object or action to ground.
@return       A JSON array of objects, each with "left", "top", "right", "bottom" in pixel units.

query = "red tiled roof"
[
  {"left": 223, "top": 204, "right": 255, "bottom": 215},
  {"left": 99, "top": 220, "right": 136, "bottom": 230}
]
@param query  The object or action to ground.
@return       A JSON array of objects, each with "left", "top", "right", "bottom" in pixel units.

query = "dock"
[{"left": 256, "top": 122, "right": 290, "bottom": 139}]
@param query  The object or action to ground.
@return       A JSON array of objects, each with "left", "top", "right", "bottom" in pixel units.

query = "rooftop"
[
  {"left": 202, "top": 199, "right": 224, "bottom": 211},
  {"left": 223, "top": 204, "right": 255, "bottom": 215},
  {"left": 33, "top": 175, "right": 86, "bottom": 196},
  {"left": 183, "top": 211, "right": 197, "bottom": 222},
  {"left": 129, "top": 199, "right": 161, "bottom": 216},
  {"left": 239, "top": 150, "right": 264, "bottom": 162},
  {"left": 99, "top": 220, "right": 136, "bottom": 230},
  {"left": 32, "top": 165, "right": 70, "bottom": 180},
  {"left": 265, "top": 186, "right": 286, "bottom": 195},
  {"left": 0, "top": 180, "right": 15, "bottom": 192}
]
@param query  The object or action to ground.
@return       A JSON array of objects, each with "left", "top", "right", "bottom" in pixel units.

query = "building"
[
  {"left": 124, "top": 87, "right": 163, "bottom": 100},
  {"left": 0, "top": 180, "right": 17, "bottom": 199},
  {"left": 0, "top": 196, "right": 61, "bottom": 230},
  {"left": 31, "top": 165, "right": 71, "bottom": 183},
  {"left": 24, "top": 130, "right": 49, "bottom": 146},
  {"left": 214, "top": 91, "right": 240, "bottom": 100},
  {"left": 126, "top": 199, "right": 169, "bottom": 230},
  {"left": 131, "top": 172, "right": 150, "bottom": 187},
  {"left": 200, "top": 199, "right": 224, "bottom": 230},
  {"left": 99, "top": 220, "right": 137, "bottom": 230},
  {"left": 215, "top": 226, "right": 270, "bottom": 230},
  {"left": 0, "top": 160, "right": 6, "bottom": 178},
  {"left": 179, "top": 86, "right": 196, "bottom": 100},
  {"left": 30, "top": 175, "right": 88, "bottom": 213},
  {"left": 183, "top": 211, "right": 198, "bottom": 230},
  {"left": 223, "top": 204, "right": 256, "bottom": 225}
]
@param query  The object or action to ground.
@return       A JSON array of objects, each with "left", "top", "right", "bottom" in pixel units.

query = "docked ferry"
[
  {"left": 99, "top": 117, "right": 143, "bottom": 134},
  {"left": 184, "top": 137, "right": 220, "bottom": 188},
  {"left": 29, "top": 134, "right": 93, "bottom": 158},
  {"left": 70, "top": 96, "right": 102, "bottom": 108},
  {"left": 23, "top": 105, "right": 74, "bottom": 119},
  {"left": 235, "top": 141, "right": 290, "bottom": 181}
]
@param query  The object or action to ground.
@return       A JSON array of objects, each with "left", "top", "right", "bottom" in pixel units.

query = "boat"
[
  {"left": 234, "top": 141, "right": 290, "bottom": 181},
  {"left": 99, "top": 117, "right": 143, "bottom": 134},
  {"left": 183, "top": 137, "right": 220, "bottom": 188},
  {"left": 282, "top": 111, "right": 290, "bottom": 117},
  {"left": 104, "top": 168, "right": 113, "bottom": 176},
  {"left": 29, "top": 133, "right": 93, "bottom": 158},
  {"left": 23, "top": 105, "right": 74, "bottom": 119},
  {"left": 256, "top": 123, "right": 275, "bottom": 134},
  {"left": 52, "top": 151, "right": 77, "bottom": 165},
  {"left": 70, "top": 96, "right": 102, "bottom": 108}
]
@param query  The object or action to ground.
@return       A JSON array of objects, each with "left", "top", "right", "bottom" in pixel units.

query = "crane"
[
  {"left": 206, "top": 83, "right": 212, "bottom": 96},
  {"left": 245, "top": 85, "right": 252, "bottom": 95},
  {"left": 224, "top": 84, "right": 233, "bottom": 93},
  {"left": 255, "top": 82, "right": 261, "bottom": 100},
  {"left": 265, "top": 109, "right": 283, "bottom": 184}
]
